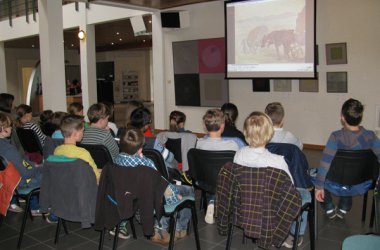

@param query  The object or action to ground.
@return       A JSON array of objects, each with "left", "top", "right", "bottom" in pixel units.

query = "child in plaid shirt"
[{"left": 115, "top": 128, "right": 193, "bottom": 243}]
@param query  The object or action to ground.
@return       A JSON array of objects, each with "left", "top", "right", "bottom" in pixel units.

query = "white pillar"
[
  {"left": 0, "top": 42, "right": 7, "bottom": 93},
  {"left": 79, "top": 3, "right": 97, "bottom": 112},
  {"left": 38, "top": 0, "right": 66, "bottom": 111},
  {"left": 152, "top": 12, "right": 166, "bottom": 129}
]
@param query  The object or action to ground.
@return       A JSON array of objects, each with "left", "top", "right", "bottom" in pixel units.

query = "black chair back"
[
  {"left": 143, "top": 149, "right": 169, "bottom": 180},
  {"left": 374, "top": 175, "right": 380, "bottom": 233},
  {"left": 16, "top": 128, "right": 43, "bottom": 154},
  {"left": 165, "top": 138, "right": 182, "bottom": 163},
  {"left": 187, "top": 148, "right": 235, "bottom": 194},
  {"left": 326, "top": 149, "right": 380, "bottom": 186},
  {"left": 77, "top": 143, "right": 113, "bottom": 169},
  {"left": 0, "top": 155, "right": 7, "bottom": 171}
]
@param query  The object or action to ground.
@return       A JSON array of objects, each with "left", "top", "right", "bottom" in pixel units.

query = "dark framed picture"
[
  {"left": 326, "top": 72, "right": 347, "bottom": 93},
  {"left": 325, "top": 43, "right": 347, "bottom": 65},
  {"left": 252, "top": 79, "right": 270, "bottom": 92}
]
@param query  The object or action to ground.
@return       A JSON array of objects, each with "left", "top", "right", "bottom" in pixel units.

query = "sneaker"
[
  {"left": 326, "top": 209, "right": 336, "bottom": 219},
  {"left": 31, "top": 209, "right": 43, "bottom": 216},
  {"left": 151, "top": 228, "right": 170, "bottom": 244},
  {"left": 46, "top": 214, "right": 58, "bottom": 224},
  {"left": 336, "top": 209, "right": 347, "bottom": 219},
  {"left": 109, "top": 226, "right": 131, "bottom": 240},
  {"left": 174, "top": 230, "right": 187, "bottom": 240},
  {"left": 282, "top": 235, "right": 304, "bottom": 248},
  {"left": 205, "top": 203, "right": 215, "bottom": 224},
  {"left": 8, "top": 204, "right": 23, "bottom": 213}
]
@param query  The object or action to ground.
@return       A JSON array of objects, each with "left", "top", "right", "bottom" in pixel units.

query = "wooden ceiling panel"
[{"left": 91, "top": 0, "right": 216, "bottom": 10}]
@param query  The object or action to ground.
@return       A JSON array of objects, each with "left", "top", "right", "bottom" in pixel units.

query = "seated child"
[
  {"left": 16, "top": 104, "right": 47, "bottom": 146},
  {"left": 39, "top": 110, "right": 54, "bottom": 136},
  {"left": 81, "top": 103, "right": 119, "bottom": 160},
  {"left": 67, "top": 102, "right": 89, "bottom": 128},
  {"left": 221, "top": 102, "right": 246, "bottom": 144},
  {"left": 265, "top": 102, "right": 303, "bottom": 150},
  {"left": 54, "top": 115, "right": 100, "bottom": 183},
  {"left": 169, "top": 110, "right": 191, "bottom": 133},
  {"left": 0, "top": 113, "right": 42, "bottom": 215},
  {"left": 51, "top": 111, "right": 68, "bottom": 139},
  {"left": 315, "top": 98, "right": 380, "bottom": 219},
  {"left": 234, "top": 111, "right": 309, "bottom": 248},
  {"left": 115, "top": 128, "right": 193, "bottom": 243},
  {"left": 196, "top": 109, "right": 239, "bottom": 224}
]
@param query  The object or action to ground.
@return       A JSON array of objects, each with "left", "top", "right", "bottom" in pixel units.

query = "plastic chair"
[
  {"left": 16, "top": 128, "right": 43, "bottom": 155},
  {"left": 166, "top": 138, "right": 182, "bottom": 163},
  {"left": 143, "top": 149, "right": 201, "bottom": 250},
  {"left": 77, "top": 143, "right": 113, "bottom": 169},
  {"left": 39, "top": 156, "right": 99, "bottom": 246},
  {"left": 187, "top": 148, "right": 235, "bottom": 211},
  {"left": 143, "top": 148, "right": 182, "bottom": 182},
  {"left": 326, "top": 149, "right": 380, "bottom": 227}
]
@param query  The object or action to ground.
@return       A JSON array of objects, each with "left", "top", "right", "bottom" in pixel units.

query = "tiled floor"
[{"left": 0, "top": 149, "right": 376, "bottom": 250}]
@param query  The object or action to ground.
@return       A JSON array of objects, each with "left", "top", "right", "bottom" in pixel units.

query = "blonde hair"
[
  {"left": 0, "top": 113, "right": 12, "bottom": 133},
  {"left": 244, "top": 111, "right": 274, "bottom": 147},
  {"left": 203, "top": 109, "right": 225, "bottom": 132}
]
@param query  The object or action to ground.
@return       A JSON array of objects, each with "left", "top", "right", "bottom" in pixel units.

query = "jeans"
[
  {"left": 322, "top": 188, "right": 352, "bottom": 212},
  {"left": 159, "top": 185, "right": 194, "bottom": 231},
  {"left": 290, "top": 188, "right": 311, "bottom": 236}
]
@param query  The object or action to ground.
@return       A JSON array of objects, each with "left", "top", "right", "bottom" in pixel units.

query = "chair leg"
[
  {"left": 226, "top": 223, "right": 234, "bottom": 250},
  {"left": 0, "top": 215, "right": 4, "bottom": 228},
  {"left": 362, "top": 192, "right": 368, "bottom": 222},
  {"left": 98, "top": 229, "right": 105, "bottom": 250},
  {"left": 308, "top": 204, "right": 315, "bottom": 250},
  {"left": 293, "top": 217, "right": 301, "bottom": 250},
  {"left": 369, "top": 197, "right": 375, "bottom": 228},
  {"left": 191, "top": 204, "right": 201, "bottom": 250},
  {"left": 62, "top": 219, "right": 69, "bottom": 235},
  {"left": 17, "top": 195, "right": 32, "bottom": 249},
  {"left": 313, "top": 193, "right": 318, "bottom": 241},
  {"left": 168, "top": 212, "right": 178, "bottom": 250},
  {"left": 112, "top": 224, "right": 120, "bottom": 250},
  {"left": 129, "top": 218, "right": 137, "bottom": 239},
  {"left": 54, "top": 218, "right": 62, "bottom": 244}
]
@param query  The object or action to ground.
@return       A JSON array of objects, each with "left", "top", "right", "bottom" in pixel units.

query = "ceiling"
[{"left": 4, "top": 0, "right": 216, "bottom": 51}]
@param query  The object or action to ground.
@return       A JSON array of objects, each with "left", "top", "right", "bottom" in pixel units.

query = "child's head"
[
  {"left": 125, "top": 100, "right": 144, "bottom": 127},
  {"left": 341, "top": 98, "right": 364, "bottom": 126},
  {"left": 51, "top": 111, "right": 68, "bottom": 130},
  {"left": 39, "top": 110, "right": 53, "bottom": 126},
  {"left": 68, "top": 102, "right": 84, "bottom": 116},
  {"left": 16, "top": 104, "right": 32, "bottom": 125},
  {"left": 119, "top": 128, "right": 145, "bottom": 155},
  {"left": 0, "top": 113, "right": 13, "bottom": 138},
  {"left": 129, "top": 107, "right": 152, "bottom": 131},
  {"left": 169, "top": 110, "right": 186, "bottom": 132},
  {"left": 101, "top": 102, "right": 115, "bottom": 122},
  {"left": 221, "top": 103, "right": 239, "bottom": 126},
  {"left": 244, "top": 111, "right": 274, "bottom": 148},
  {"left": 0, "top": 93, "right": 15, "bottom": 113},
  {"left": 264, "top": 102, "right": 284, "bottom": 127},
  {"left": 87, "top": 103, "right": 110, "bottom": 128},
  {"left": 203, "top": 109, "right": 225, "bottom": 133},
  {"left": 60, "top": 115, "right": 84, "bottom": 141}
]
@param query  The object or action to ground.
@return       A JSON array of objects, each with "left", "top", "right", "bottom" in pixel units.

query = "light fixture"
[
  {"left": 116, "top": 32, "right": 120, "bottom": 35},
  {"left": 78, "top": 30, "right": 86, "bottom": 40},
  {"left": 119, "top": 38, "right": 122, "bottom": 41}
]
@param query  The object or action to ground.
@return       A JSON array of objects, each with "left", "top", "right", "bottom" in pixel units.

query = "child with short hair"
[
  {"left": 169, "top": 110, "right": 191, "bottom": 133},
  {"left": 114, "top": 128, "right": 193, "bottom": 243},
  {"left": 265, "top": 102, "right": 303, "bottom": 150},
  {"left": 316, "top": 98, "right": 380, "bottom": 219},
  {"left": 68, "top": 102, "right": 89, "bottom": 129},
  {"left": 54, "top": 115, "right": 100, "bottom": 182},
  {"left": 51, "top": 111, "right": 68, "bottom": 139},
  {"left": 81, "top": 103, "right": 119, "bottom": 160}
]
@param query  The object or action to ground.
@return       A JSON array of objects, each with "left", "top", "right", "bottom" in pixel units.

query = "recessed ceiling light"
[
  {"left": 31, "top": 44, "right": 35, "bottom": 48},
  {"left": 148, "top": 20, "right": 152, "bottom": 23},
  {"left": 71, "top": 44, "right": 74, "bottom": 47},
  {"left": 143, "top": 39, "right": 146, "bottom": 43},
  {"left": 116, "top": 32, "right": 119, "bottom": 35},
  {"left": 111, "top": 42, "right": 114, "bottom": 45},
  {"left": 119, "top": 38, "right": 122, "bottom": 41}
]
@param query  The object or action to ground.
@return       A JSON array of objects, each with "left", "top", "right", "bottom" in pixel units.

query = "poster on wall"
[{"left": 172, "top": 38, "right": 229, "bottom": 107}]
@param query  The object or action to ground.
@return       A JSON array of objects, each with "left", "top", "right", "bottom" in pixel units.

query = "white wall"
[{"left": 160, "top": 0, "right": 380, "bottom": 145}]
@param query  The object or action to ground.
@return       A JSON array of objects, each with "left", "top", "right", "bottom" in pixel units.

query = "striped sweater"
[
  {"left": 22, "top": 122, "right": 46, "bottom": 146},
  {"left": 81, "top": 126, "right": 119, "bottom": 161},
  {"left": 316, "top": 127, "right": 380, "bottom": 189}
]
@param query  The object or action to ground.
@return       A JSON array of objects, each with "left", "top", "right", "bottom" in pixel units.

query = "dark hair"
[
  {"left": 125, "top": 100, "right": 144, "bottom": 127},
  {"left": 87, "top": 103, "right": 110, "bottom": 124},
  {"left": 341, "top": 98, "right": 364, "bottom": 126},
  {"left": 15, "top": 104, "right": 32, "bottom": 126},
  {"left": 119, "top": 128, "right": 145, "bottom": 155},
  {"left": 51, "top": 111, "right": 68, "bottom": 129},
  {"left": 129, "top": 107, "right": 151, "bottom": 129},
  {"left": 203, "top": 109, "right": 224, "bottom": 132},
  {"left": 67, "top": 102, "right": 83, "bottom": 115},
  {"left": 0, "top": 93, "right": 15, "bottom": 113},
  {"left": 101, "top": 102, "right": 115, "bottom": 122},
  {"left": 39, "top": 110, "right": 53, "bottom": 127},
  {"left": 264, "top": 102, "right": 284, "bottom": 126},
  {"left": 60, "top": 115, "right": 84, "bottom": 138},
  {"left": 169, "top": 110, "right": 186, "bottom": 132},
  {"left": 221, "top": 103, "right": 238, "bottom": 126}
]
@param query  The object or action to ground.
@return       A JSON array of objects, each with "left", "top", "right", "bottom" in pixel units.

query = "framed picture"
[
  {"left": 325, "top": 43, "right": 347, "bottom": 65},
  {"left": 375, "top": 105, "right": 380, "bottom": 131},
  {"left": 273, "top": 79, "right": 292, "bottom": 92},
  {"left": 252, "top": 79, "right": 270, "bottom": 92},
  {"left": 299, "top": 74, "right": 319, "bottom": 92},
  {"left": 326, "top": 72, "right": 347, "bottom": 93}
]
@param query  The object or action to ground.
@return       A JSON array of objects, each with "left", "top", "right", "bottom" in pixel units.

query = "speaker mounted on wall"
[{"left": 161, "top": 11, "right": 189, "bottom": 29}]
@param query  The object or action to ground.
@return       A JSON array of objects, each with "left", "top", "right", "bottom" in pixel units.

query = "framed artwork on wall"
[
  {"left": 299, "top": 73, "right": 319, "bottom": 92},
  {"left": 273, "top": 79, "right": 292, "bottom": 92},
  {"left": 325, "top": 43, "right": 347, "bottom": 65},
  {"left": 252, "top": 79, "right": 270, "bottom": 92},
  {"left": 326, "top": 72, "right": 347, "bottom": 93}
]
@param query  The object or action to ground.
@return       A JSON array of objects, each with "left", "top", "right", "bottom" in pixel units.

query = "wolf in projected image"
[{"left": 236, "top": 1, "right": 306, "bottom": 64}]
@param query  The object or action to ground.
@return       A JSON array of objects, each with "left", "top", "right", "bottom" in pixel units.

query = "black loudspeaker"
[{"left": 161, "top": 11, "right": 189, "bottom": 28}]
